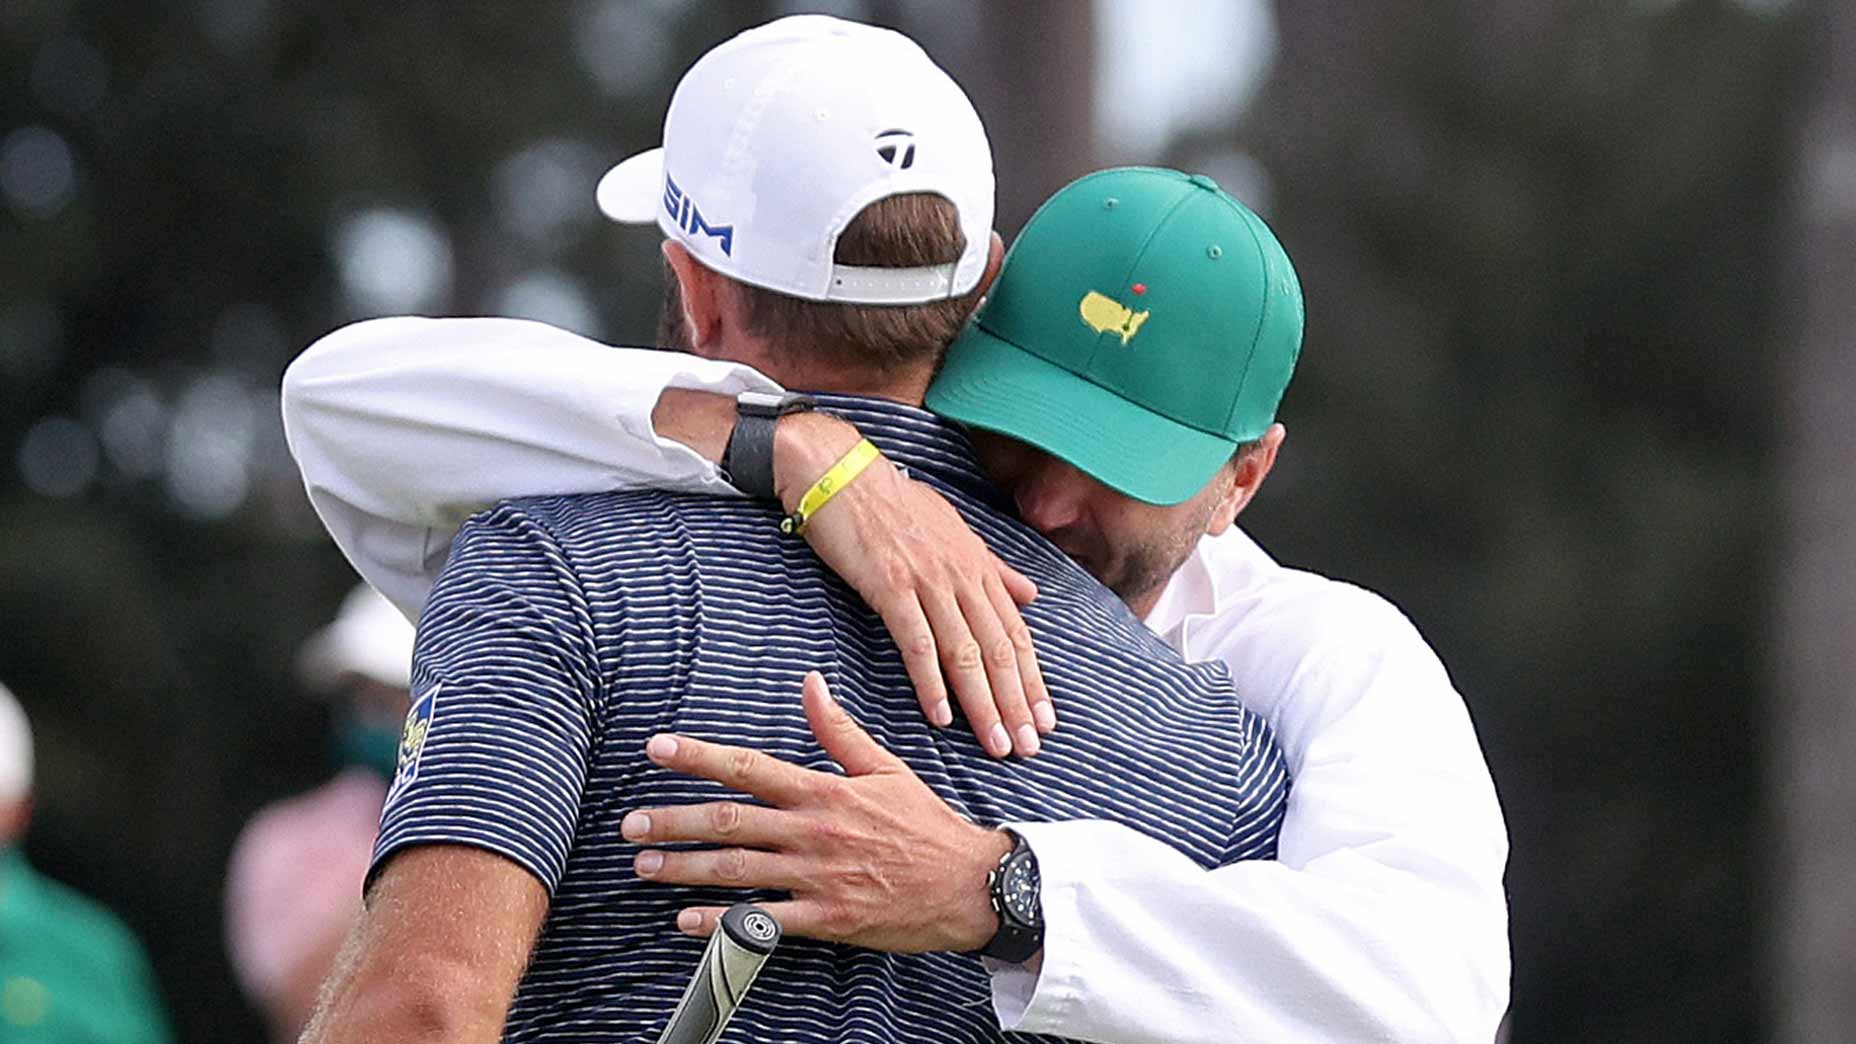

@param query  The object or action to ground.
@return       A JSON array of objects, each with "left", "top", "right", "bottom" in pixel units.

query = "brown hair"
[{"left": 727, "top": 192, "right": 984, "bottom": 374}]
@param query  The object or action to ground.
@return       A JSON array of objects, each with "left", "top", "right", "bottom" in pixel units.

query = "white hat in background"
[
  {"left": 596, "top": 14, "right": 995, "bottom": 306},
  {"left": 0, "top": 681, "right": 32, "bottom": 802},
  {"left": 297, "top": 585, "right": 415, "bottom": 692}
]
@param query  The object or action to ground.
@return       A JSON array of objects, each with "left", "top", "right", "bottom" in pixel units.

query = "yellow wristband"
[{"left": 780, "top": 438, "right": 881, "bottom": 536}]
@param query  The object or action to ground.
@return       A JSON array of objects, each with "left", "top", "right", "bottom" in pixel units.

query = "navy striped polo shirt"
[{"left": 374, "top": 395, "right": 1289, "bottom": 1043}]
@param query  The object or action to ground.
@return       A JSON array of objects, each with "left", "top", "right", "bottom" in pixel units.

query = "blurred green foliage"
[
  {"left": 0, "top": 1, "right": 1807, "bottom": 1040},
  {"left": 1230, "top": 3, "right": 1799, "bottom": 1041}
]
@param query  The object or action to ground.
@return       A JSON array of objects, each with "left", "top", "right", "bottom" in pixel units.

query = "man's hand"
[
  {"left": 775, "top": 412, "right": 1054, "bottom": 758},
  {"left": 622, "top": 672, "right": 1014, "bottom": 953}
]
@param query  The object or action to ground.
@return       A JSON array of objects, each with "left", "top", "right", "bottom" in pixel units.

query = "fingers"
[
  {"left": 918, "top": 585, "right": 1011, "bottom": 757},
  {"left": 801, "top": 672, "right": 895, "bottom": 777},
  {"left": 991, "top": 559, "right": 1054, "bottom": 731},
  {"left": 674, "top": 900, "right": 830, "bottom": 942},
  {"left": 956, "top": 581, "right": 1039, "bottom": 757},
  {"left": 644, "top": 733, "right": 817, "bottom": 807},
  {"left": 982, "top": 570, "right": 1054, "bottom": 736},
  {"left": 632, "top": 845, "right": 804, "bottom": 891},
  {"left": 873, "top": 595, "right": 953, "bottom": 728},
  {"left": 620, "top": 800, "right": 789, "bottom": 848},
  {"left": 674, "top": 905, "right": 725, "bottom": 937},
  {"left": 996, "top": 557, "right": 1039, "bottom": 606}
]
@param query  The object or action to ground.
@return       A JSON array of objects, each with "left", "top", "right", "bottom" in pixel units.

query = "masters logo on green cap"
[{"left": 926, "top": 166, "right": 1303, "bottom": 506}]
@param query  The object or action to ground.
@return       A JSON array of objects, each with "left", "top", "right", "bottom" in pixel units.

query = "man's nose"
[{"left": 1014, "top": 464, "right": 1087, "bottom": 533}]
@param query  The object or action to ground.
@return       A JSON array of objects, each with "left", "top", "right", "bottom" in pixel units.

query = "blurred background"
[{"left": 1, "top": 0, "right": 1851, "bottom": 1040}]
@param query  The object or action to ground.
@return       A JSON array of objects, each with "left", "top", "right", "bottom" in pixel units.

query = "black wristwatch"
[
  {"left": 721, "top": 391, "right": 814, "bottom": 499},
  {"left": 980, "top": 830, "right": 1044, "bottom": 963}
]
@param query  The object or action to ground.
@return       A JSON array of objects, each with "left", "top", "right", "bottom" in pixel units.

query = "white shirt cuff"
[{"left": 984, "top": 820, "right": 1091, "bottom": 1033}]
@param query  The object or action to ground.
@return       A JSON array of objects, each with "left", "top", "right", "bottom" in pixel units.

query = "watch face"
[{"left": 1000, "top": 852, "right": 1041, "bottom": 925}]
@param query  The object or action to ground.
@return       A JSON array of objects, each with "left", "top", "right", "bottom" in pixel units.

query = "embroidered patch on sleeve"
[{"left": 387, "top": 679, "right": 440, "bottom": 803}]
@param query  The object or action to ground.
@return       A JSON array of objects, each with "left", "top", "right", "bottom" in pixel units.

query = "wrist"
[
  {"left": 949, "top": 827, "right": 1016, "bottom": 952},
  {"left": 650, "top": 388, "right": 738, "bottom": 464},
  {"left": 773, "top": 412, "right": 866, "bottom": 510}
]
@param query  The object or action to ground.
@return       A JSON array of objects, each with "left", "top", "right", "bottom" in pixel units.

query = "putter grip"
[{"left": 654, "top": 904, "right": 782, "bottom": 1044}]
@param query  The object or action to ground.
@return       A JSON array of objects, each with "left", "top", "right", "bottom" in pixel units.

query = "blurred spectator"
[
  {"left": 222, "top": 585, "right": 413, "bottom": 1043},
  {"left": 0, "top": 681, "right": 174, "bottom": 1043}
]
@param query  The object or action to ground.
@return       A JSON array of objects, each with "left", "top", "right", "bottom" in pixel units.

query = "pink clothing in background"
[{"left": 223, "top": 768, "right": 387, "bottom": 1005}]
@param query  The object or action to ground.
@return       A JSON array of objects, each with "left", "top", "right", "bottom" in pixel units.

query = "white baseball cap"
[
  {"left": 595, "top": 15, "right": 995, "bottom": 306},
  {"left": 0, "top": 681, "right": 32, "bottom": 803},
  {"left": 297, "top": 585, "right": 415, "bottom": 692}
]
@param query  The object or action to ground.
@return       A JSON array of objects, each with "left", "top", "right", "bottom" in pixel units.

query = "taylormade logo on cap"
[{"left": 595, "top": 15, "right": 995, "bottom": 306}]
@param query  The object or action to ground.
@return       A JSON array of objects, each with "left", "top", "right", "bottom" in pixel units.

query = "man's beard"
[{"left": 1045, "top": 501, "right": 1216, "bottom": 616}]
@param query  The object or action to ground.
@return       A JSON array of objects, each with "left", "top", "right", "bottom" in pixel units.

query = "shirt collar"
[
  {"left": 1143, "top": 527, "right": 1277, "bottom": 648},
  {"left": 1143, "top": 541, "right": 1217, "bottom": 636}
]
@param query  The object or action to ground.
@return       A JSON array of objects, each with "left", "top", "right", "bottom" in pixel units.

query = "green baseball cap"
[{"left": 926, "top": 166, "right": 1303, "bottom": 505}]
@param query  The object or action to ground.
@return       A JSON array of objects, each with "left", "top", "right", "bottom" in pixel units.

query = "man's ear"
[
  {"left": 662, "top": 240, "right": 727, "bottom": 353},
  {"left": 1205, "top": 423, "right": 1285, "bottom": 536}
]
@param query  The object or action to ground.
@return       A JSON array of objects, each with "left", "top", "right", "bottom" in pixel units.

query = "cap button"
[{"left": 1188, "top": 173, "right": 1220, "bottom": 192}]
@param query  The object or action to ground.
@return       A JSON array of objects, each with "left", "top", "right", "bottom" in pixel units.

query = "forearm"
[
  {"left": 302, "top": 921, "right": 511, "bottom": 1044},
  {"left": 304, "top": 964, "right": 509, "bottom": 1043},
  {"left": 282, "top": 317, "right": 780, "bottom": 516},
  {"left": 280, "top": 316, "right": 779, "bottom": 617},
  {"left": 994, "top": 819, "right": 1509, "bottom": 1044},
  {"left": 650, "top": 386, "right": 739, "bottom": 465}
]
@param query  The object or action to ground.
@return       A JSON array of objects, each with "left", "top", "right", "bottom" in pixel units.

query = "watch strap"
[
  {"left": 980, "top": 831, "right": 1044, "bottom": 963},
  {"left": 981, "top": 918, "right": 1043, "bottom": 965},
  {"left": 723, "top": 411, "right": 779, "bottom": 499},
  {"left": 721, "top": 393, "right": 812, "bottom": 499}
]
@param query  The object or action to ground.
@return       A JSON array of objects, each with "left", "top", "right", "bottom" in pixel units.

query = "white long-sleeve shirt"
[{"left": 281, "top": 316, "right": 1511, "bottom": 1044}]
